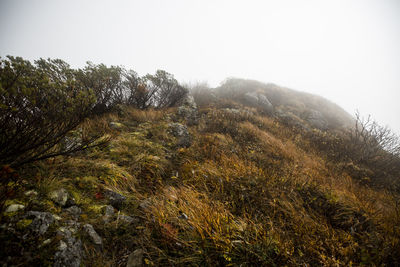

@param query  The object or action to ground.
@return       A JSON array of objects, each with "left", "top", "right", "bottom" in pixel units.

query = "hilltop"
[{"left": 1, "top": 58, "right": 400, "bottom": 266}]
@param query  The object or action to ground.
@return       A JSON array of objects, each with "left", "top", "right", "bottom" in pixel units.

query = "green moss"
[{"left": 16, "top": 219, "right": 33, "bottom": 229}]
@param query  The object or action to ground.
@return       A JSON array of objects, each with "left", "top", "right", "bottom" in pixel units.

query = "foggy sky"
[{"left": 1, "top": 0, "right": 399, "bottom": 133}]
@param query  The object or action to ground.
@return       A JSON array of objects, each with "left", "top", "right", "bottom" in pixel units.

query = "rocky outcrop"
[
  {"left": 176, "top": 95, "right": 198, "bottom": 126},
  {"left": 169, "top": 123, "right": 192, "bottom": 148},
  {"left": 305, "top": 109, "right": 328, "bottom": 130},
  {"left": 243, "top": 92, "right": 273, "bottom": 112}
]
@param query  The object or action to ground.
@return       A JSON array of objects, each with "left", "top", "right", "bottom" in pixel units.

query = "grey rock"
[
  {"left": 25, "top": 211, "right": 55, "bottom": 235},
  {"left": 169, "top": 123, "right": 192, "bottom": 148},
  {"left": 64, "top": 220, "right": 80, "bottom": 234},
  {"left": 176, "top": 95, "right": 198, "bottom": 125},
  {"left": 243, "top": 92, "right": 273, "bottom": 112},
  {"left": 49, "top": 188, "right": 75, "bottom": 207},
  {"left": 126, "top": 248, "right": 144, "bottom": 267},
  {"left": 65, "top": 206, "right": 81, "bottom": 219},
  {"left": 83, "top": 224, "right": 102, "bottom": 247},
  {"left": 24, "top": 190, "right": 38, "bottom": 197},
  {"left": 103, "top": 205, "right": 115, "bottom": 223},
  {"left": 104, "top": 190, "right": 126, "bottom": 209},
  {"left": 117, "top": 214, "right": 139, "bottom": 224},
  {"left": 54, "top": 228, "right": 82, "bottom": 267},
  {"left": 5, "top": 204, "right": 25, "bottom": 213},
  {"left": 305, "top": 109, "right": 328, "bottom": 130}
]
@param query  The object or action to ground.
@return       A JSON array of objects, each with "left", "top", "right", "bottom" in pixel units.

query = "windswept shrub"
[
  {"left": 304, "top": 112, "right": 400, "bottom": 190},
  {"left": 0, "top": 56, "right": 104, "bottom": 167},
  {"left": 145, "top": 70, "right": 188, "bottom": 108},
  {"left": 75, "top": 62, "right": 125, "bottom": 114}
]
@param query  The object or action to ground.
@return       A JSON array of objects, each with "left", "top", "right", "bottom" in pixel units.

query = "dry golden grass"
[
  {"left": 3, "top": 101, "right": 400, "bottom": 266},
  {"left": 125, "top": 107, "right": 169, "bottom": 123}
]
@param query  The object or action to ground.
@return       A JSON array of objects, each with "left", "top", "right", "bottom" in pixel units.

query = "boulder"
[
  {"left": 169, "top": 123, "right": 192, "bottom": 148},
  {"left": 243, "top": 92, "right": 273, "bottom": 112}
]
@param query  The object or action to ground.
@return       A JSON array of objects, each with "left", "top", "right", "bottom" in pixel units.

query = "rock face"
[
  {"left": 25, "top": 211, "right": 55, "bottom": 235},
  {"left": 104, "top": 190, "right": 126, "bottom": 210},
  {"left": 83, "top": 224, "right": 103, "bottom": 247},
  {"left": 49, "top": 188, "right": 75, "bottom": 207},
  {"left": 126, "top": 249, "right": 144, "bottom": 267},
  {"left": 169, "top": 123, "right": 192, "bottom": 148},
  {"left": 243, "top": 92, "right": 273, "bottom": 112},
  {"left": 305, "top": 109, "right": 328, "bottom": 130},
  {"left": 176, "top": 95, "right": 198, "bottom": 126}
]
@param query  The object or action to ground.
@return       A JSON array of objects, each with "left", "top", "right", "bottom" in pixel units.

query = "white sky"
[{"left": 1, "top": 0, "right": 399, "bottom": 133}]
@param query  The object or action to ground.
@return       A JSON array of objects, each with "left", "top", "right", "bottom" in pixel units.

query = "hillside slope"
[{"left": 1, "top": 89, "right": 399, "bottom": 266}]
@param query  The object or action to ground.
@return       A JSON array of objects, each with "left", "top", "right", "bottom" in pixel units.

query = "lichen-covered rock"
[
  {"left": 65, "top": 206, "right": 81, "bottom": 219},
  {"left": 49, "top": 188, "right": 75, "bottom": 207},
  {"left": 117, "top": 214, "right": 139, "bottom": 224},
  {"left": 104, "top": 190, "right": 126, "bottom": 210},
  {"left": 25, "top": 211, "right": 55, "bottom": 235},
  {"left": 126, "top": 248, "right": 144, "bottom": 267},
  {"left": 83, "top": 224, "right": 102, "bottom": 247},
  {"left": 5, "top": 204, "right": 25, "bottom": 213},
  {"left": 176, "top": 95, "right": 198, "bottom": 125},
  {"left": 169, "top": 123, "right": 192, "bottom": 148},
  {"left": 54, "top": 228, "right": 82, "bottom": 267},
  {"left": 24, "top": 190, "right": 38, "bottom": 197},
  {"left": 103, "top": 205, "right": 115, "bottom": 223},
  {"left": 243, "top": 92, "right": 273, "bottom": 112},
  {"left": 305, "top": 109, "right": 328, "bottom": 130}
]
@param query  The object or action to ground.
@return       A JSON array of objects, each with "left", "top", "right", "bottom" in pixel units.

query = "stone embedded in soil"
[
  {"left": 25, "top": 211, "right": 55, "bottom": 235},
  {"left": 104, "top": 190, "right": 126, "bottom": 209},
  {"left": 54, "top": 228, "right": 82, "bottom": 267},
  {"left": 126, "top": 248, "right": 144, "bottom": 267},
  {"left": 49, "top": 188, "right": 75, "bottom": 207},
  {"left": 83, "top": 224, "right": 103, "bottom": 247},
  {"left": 5, "top": 204, "right": 25, "bottom": 213}
]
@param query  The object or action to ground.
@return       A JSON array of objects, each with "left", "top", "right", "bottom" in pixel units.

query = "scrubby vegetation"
[{"left": 1, "top": 57, "right": 400, "bottom": 266}]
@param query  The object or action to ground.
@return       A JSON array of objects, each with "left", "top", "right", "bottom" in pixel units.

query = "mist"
[{"left": 1, "top": 0, "right": 399, "bottom": 133}]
